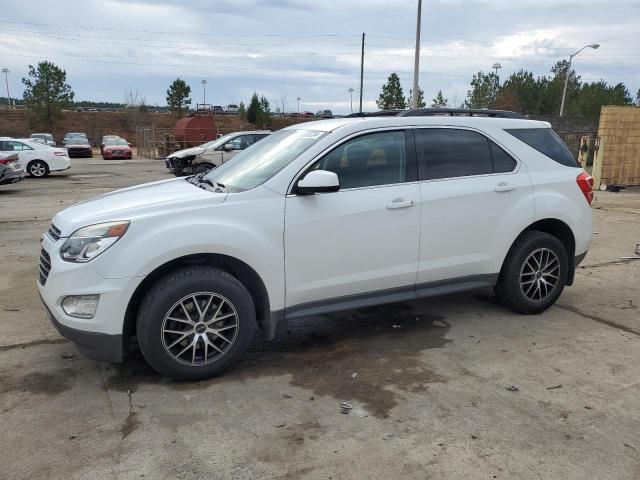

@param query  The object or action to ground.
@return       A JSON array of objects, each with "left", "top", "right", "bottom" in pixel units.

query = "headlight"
[{"left": 60, "top": 221, "right": 130, "bottom": 263}]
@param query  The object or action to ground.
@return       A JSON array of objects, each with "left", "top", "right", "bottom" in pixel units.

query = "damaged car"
[{"left": 165, "top": 130, "right": 271, "bottom": 176}]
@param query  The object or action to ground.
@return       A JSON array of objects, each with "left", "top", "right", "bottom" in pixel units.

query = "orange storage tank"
[{"left": 173, "top": 116, "right": 218, "bottom": 147}]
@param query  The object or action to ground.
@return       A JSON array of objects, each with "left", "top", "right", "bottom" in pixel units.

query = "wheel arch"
[
  {"left": 124, "top": 253, "right": 272, "bottom": 346},
  {"left": 502, "top": 218, "right": 577, "bottom": 286}
]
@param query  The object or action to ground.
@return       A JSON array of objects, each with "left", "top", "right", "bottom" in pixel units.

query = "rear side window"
[
  {"left": 415, "top": 129, "right": 493, "bottom": 180},
  {"left": 505, "top": 128, "right": 578, "bottom": 167}
]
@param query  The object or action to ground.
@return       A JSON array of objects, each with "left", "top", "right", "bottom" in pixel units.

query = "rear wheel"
[
  {"left": 136, "top": 266, "right": 256, "bottom": 380},
  {"left": 495, "top": 231, "right": 568, "bottom": 314},
  {"left": 27, "top": 160, "right": 49, "bottom": 178}
]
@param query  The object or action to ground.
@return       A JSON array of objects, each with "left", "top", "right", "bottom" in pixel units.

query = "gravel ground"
[{"left": 0, "top": 158, "right": 639, "bottom": 480}]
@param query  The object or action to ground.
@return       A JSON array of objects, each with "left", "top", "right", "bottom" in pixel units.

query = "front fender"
[{"left": 91, "top": 188, "right": 286, "bottom": 310}]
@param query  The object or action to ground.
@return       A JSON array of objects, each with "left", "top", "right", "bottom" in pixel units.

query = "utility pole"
[
  {"left": 2, "top": 68, "right": 10, "bottom": 108},
  {"left": 411, "top": 0, "right": 422, "bottom": 109},
  {"left": 201, "top": 79, "right": 207, "bottom": 106},
  {"left": 359, "top": 32, "right": 365, "bottom": 113},
  {"left": 297, "top": 96, "right": 301, "bottom": 113},
  {"left": 348, "top": 88, "right": 354, "bottom": 113},
  {"left": 492, "top": 62, "right": 502, "bottom": 94}
]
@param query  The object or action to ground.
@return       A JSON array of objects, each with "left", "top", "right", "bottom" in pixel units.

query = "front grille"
[
  {"left": 47, "top": 224, "right": 61, "bottom": 241},
  {"left": 39, "top": 249, "right": 51, "bottom": 285}
]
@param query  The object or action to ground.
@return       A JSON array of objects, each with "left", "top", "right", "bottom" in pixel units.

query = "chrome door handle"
[
  {"left": 386, "top": 200, "right": 415, "bottom": 210},
  {"left": 494, "top": 183, "right": 517, "bottom": 193}
]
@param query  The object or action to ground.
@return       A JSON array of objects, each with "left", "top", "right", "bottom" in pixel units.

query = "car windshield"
[
  {"left": 201, "top": 129, "right": 326, "bottom": 192},
  {"left": 105, "top": 138, "right": 128, "bottom": 146},
  {"left": 200, "top": 133, "right": 236, "bottom": 150}
]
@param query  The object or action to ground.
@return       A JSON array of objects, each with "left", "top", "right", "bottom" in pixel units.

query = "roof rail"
[
  {"left": 397, "top": 108, "right": 525, "bottom": 119},
  {"left": 344, "top": 110, "right": 404, "bottom": 118}
]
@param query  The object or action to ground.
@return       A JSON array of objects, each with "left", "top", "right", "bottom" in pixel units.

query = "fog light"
[{"left": 61, "top": 295, "right": 100, "bottom": 319}]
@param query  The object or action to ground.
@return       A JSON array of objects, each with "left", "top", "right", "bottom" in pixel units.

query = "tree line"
[{"left": 377, "top": 61, "right": 638, "bottom": 117}]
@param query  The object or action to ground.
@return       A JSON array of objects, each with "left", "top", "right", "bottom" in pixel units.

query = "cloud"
[{"left": 0, "top": 0, "right": 637, "bottom": 112}]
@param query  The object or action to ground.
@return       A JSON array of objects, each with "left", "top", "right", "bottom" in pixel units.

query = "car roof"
[
  {"left": 285, "top": 116, "right": 550, "bottom": 133},
  {"left": 227, "top": 130, "right": 272, "bottom": 135}
]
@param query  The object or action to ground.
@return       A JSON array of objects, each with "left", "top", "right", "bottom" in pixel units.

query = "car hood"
[
  {"left": 169, "top": 146, "right": 207, "bottom": 158},
  {"left": 53, "top": 177, "right": 228, "bottom": 236},
  {"left": 67, "top": 143, "right": 91, "bottom": 148}
]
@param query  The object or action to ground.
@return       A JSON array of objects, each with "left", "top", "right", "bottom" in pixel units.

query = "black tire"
[
  {"left": 27, "top": 160, "right": 49, "bottom": 178},
  {"left": 495, "top": 231, "right": 568, "bottom": 314},
  {"left": 193, "top": 163, "right": 215, "bottom": 174},
  {"left": 136, "top": 266, "right": 256, "bottom": 380}
]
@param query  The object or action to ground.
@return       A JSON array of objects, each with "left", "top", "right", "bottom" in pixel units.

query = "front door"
[{"left": 284, "top": 129, "right": 421, "bottom": 313}]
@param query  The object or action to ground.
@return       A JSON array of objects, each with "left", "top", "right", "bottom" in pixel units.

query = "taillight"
[
  {"left": 576, "top": 172, "right": 594, "bottom": 204},
  {"left": 54, "top": 151, "right": 67, "bottom": 156},
  {"left": 0, "top": 158, "right": 10, "bottom": 165}
]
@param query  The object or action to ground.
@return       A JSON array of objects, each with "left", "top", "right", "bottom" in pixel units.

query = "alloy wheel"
[
  {"left": 519, "top": 247, "right": 560, "bottom": 302},
  {"left": 161, "top": 292, "right": 239, "bottom": 366},
  {"left": 30, "top": 162, "right": 46, "bottom": 177}
]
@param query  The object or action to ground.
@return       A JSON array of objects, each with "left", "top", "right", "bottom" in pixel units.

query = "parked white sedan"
[{"left": 0, "top": 138, "right": 71, "bottom": 177}]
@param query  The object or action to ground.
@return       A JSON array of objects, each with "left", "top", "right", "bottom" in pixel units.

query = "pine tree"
[
  {"left": 430, "top": 90, "right": 448, "bottom": 108},
  {"left": 238, "top": 101, "right": 246, "bottom": 119},
  {"left": 166, "top": 78, "right": 191, "bottom": 117},
  {"left": 22, "top": 61, "right": 74, "bottom": 129},
  {"left": 246, "top": 93, "right": 261, "bottom": 124},
  {"left": 407, "top": 88, "right": 426, "bottom": 108},
  {"left": 464, "top": 71, "right": 499, "bottom": 109},
  {"left": 376, "top": 73, "right": 406, "bottom": 110}
]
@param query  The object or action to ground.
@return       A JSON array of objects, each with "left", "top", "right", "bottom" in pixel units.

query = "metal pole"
[
  {"left": 349, "top": 88, "right": 354, "bottom": 113},
  {"left": 560, "top": 44, "right": 599, "bottom": 117},
  {"left": 559, "top": 56, "right": 573, "bottom": 117},
  {"left": 359, "top": 33, "right": 364, "bottom": 113},
  {"left": 2, "top": 68, "right": 10, "bottom": 108},
  {"left": 411, "top": 0, "right": 422, "bottom": 109}
]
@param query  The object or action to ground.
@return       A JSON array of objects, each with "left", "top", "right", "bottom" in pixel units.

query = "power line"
[{"left": 0, "top": 20, "right": 360, "bottom": 37}]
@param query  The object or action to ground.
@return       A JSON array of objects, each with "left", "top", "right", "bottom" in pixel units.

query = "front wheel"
[
  {"left": 136, "top": 266, "right": 256, "bottom": 380},
  {"left": 27, "top": 160, "right": 49, "bottom": 178},
  {"left": 495, "top": 231, "right": 568, "bottom": 314}
]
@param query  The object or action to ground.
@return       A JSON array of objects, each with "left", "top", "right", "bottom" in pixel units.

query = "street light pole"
[
  {"left": 348, "top": 88, "right": 354, "bottom": 113},
  {"left": 411, "top": 0, "right": 422, "bottom": 109},
  {"left": 297, "top": 96, "right": 301, "bottom": 113},
  {"left": 560, "top": 43, "right": 600, "bottom": 116},
  {"left": 2, "top": 68, "right": 10, "bottom": 108},
  {"left": 201, "top": 79, "right": 207, "bottom": 106}
]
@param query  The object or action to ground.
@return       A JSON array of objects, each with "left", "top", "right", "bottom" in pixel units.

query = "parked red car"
[{"left": 102, "top": 138, "right": 132, "bottom": 160}]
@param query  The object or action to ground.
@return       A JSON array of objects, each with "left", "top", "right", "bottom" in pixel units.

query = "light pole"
[
  {"left": 492, "top": 62, "right": 501, "bottom": 97},
  {"left": 2, "top": 68, "right": 10, "bottom": 108},
  {"left": 297, "top": 96, "right": 301, "bottom": 113},
  {"left": 411, "top": 0, "right": 423, "bottom": 109},
  {"left": 348, "top": 88, "right": 354, "bottom": 113},
  {"left": 201, "top": 79, "right": 207, "bottom": 106},
  {"left": 560, "top": 43, "right": 599, "bottom": 116}
]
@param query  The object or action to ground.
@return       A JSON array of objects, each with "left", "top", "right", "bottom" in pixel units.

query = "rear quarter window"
[{"left": 505, "top": 128, "right": 578, "bottom": 167}]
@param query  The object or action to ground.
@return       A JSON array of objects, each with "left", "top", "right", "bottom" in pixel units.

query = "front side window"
[
  {"left": 312, "top": 130, "right": 410, "bottom": 189},
  {"left": 415, "top": 128, "right": 493, "bottom": 180}
]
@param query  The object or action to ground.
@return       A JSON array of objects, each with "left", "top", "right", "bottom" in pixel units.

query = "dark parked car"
[
  {"left": 66, "top": 137, "right": 93, "bottom": 158},
  {"left": 63, "top": 132, "right": 89, "bottom": 147},
  {"left": 0, "top": 152, "right": 25, "bottom": 185}
]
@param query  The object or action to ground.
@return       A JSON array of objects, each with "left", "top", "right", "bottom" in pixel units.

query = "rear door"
[{"left": 415, "top": 127, "right": 534, "bottom": 287}]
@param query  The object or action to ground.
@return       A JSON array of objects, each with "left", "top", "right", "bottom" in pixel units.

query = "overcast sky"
[{"left": 1, "top": 0, "right": 638, "bottom": 114}]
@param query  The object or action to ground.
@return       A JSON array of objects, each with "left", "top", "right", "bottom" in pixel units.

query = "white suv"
[{"left": 38, "top": 114, "right": 593, "bottom": 380}]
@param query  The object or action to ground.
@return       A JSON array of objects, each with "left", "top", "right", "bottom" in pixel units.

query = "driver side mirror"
[
  {"left": 296, "top": 170, "right": 340, "bottom": 195},
  {"left": 223, "top": 143, "right": 234, "bottom": 152}
]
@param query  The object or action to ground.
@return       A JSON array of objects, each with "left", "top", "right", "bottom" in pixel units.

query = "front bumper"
[
  {"left": 41, "top": 296, "right": 124, "bottom": 362},
  {"left": 67, "top": 148, "right": 93, "bottom": 158},
  {"left": 37, "top": 232, "right": 143, "bottom": 362}
]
